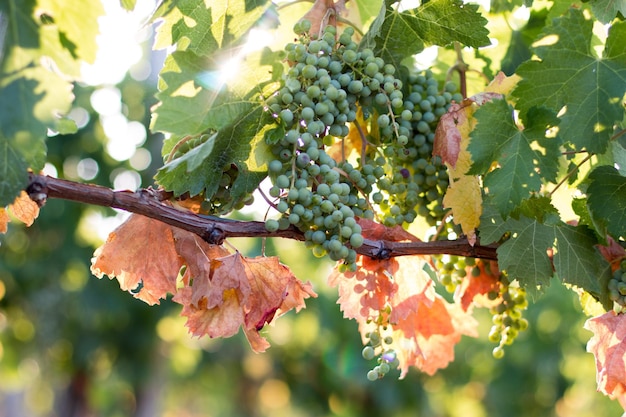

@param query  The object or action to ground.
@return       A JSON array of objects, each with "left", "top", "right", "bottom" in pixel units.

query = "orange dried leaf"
[
  {"left": 358, "top": 218, "right": 419, "bottom": 242},
  {"left": 175, "top": 253, "right": 316, "bottom": 353},
  {"left": 174, "top": 287, "right": 245, "bottom": 339},
  {"left": 585, "top": 311, "right": 626, "bottom": 407},
  {"left": 455, "top": 260, "right": 501, "bottom": 311},
  {"left": 8, "top": 191, "right": 39, "bottom": 226},
  {"left": 91, "top": 214, "right": 183, "bottom": 305},
  {"left": 328, "top": 255, "right": 399, "bottom": 321},
  {"left": 0, "top": 208, "right": 9, "bottom": 234}
]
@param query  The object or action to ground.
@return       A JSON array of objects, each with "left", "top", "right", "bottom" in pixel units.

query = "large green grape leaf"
[
  {"left": 155, "top": 106, "right": 272, "bottom": 200},
  {"left": 151, "top": 47, "right": 282, "bottom": 137},
  {"left": 364, "top": 0, "right": 489, "bottom": 69},
  {"left": 153, "top": 0, "right": 270, "bottom": 56},
  {"left": 468, "top": 99, "right": 561, "bottom": 216},
  {"left": 0, "top": 0, "right": 91, "bottom": 205},
  {"left": 480, "top": 202, "right": 607, "bottom": 297},
  {"left": 589, "top": 0, "right": 626, "bottom": 24},
  {"left": 513, "top": 9, "right": 626, "bottom": 154},
  {"left": 587, "top": 165, "right": 626, "bottom": 240}
]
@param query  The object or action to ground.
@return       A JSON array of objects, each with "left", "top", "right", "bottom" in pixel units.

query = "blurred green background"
[{"left": 0, "top": 2, "right": 623, "bottom": 416}]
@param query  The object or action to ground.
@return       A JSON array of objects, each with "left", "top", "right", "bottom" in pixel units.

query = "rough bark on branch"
[{"left": 25, "top": 173, "right": 498, "bottom": 260}]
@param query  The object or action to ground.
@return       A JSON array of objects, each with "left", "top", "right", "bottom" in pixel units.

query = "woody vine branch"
[{"left": 25, "top": 173, "right": 498, "bottom": 260}]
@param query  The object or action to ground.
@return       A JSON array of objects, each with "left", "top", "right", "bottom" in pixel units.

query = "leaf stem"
[{"left": 549, "top": 152, "right": 593, "bottom": 196}]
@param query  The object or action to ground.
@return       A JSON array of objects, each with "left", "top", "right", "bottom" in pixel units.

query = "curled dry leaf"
[
  {"left": 9, "top": 191, "right": 40, "bottom": 226},
  {"left": 174, "top": 253, "right": 317, "bottom": 352},
  {"left": 585, "top": 311, "right": 626, "bottom": 410},
  {"left": 299, "top": 0, "right": 338, "bottom": 38},
  {"left": 91, "top": 214, "right": 184, "bottom": 305}
]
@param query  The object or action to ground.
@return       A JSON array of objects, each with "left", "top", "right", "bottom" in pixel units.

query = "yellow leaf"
[{"left": 443, "top": 175, "right": 482, "bottom": 244}]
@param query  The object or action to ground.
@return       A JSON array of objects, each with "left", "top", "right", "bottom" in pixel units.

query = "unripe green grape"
[
  {"left": 362, "top": 346, "right": 376, "bottom": 360},
  {"left": 265, "top": 218, "right": 279, "bottom": 232},
  {"left": 492, "top": 346, "right": 505, "bottom": 359},
  {"left": 367, "top": 370, "right": 379, "bottom": 381}
]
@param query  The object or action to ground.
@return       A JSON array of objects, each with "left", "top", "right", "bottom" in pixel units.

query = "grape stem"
[{"left": 24, "top": 173, "right": 499, "bottom": 260}]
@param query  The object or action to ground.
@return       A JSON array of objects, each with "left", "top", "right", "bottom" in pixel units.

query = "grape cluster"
[
  {"left": 369, "top": 72, "right": 461, "bottom": 227},
  {"left": 434, "top": 255, "right": 473, "bottom": 293},
  {"left": 608, "top": 258, "right": 626, "bottom": 307},
  {"left": 361, "top": 328, "right": 399, "bottom": 380},
  {"left": 488, "top": 282, "right": 528, "bottom": 359},
  {"left": 167, "top": 135, "right": 255, "bottom": 215},
  {"left": 263, "top": 22, "right": 405, "bottom": 270}
]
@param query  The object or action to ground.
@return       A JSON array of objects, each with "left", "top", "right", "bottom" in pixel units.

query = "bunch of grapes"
[
  {"left": 361, "top": 327, "right": 399, "bottom": 380},
  {"left": 166, "top": 134, "right": 255, "bottom": 215},
  {"left": 488, "top": 281, "right": 528, "bottom": 358},
  {"left": 608, "top": 258, "right": 626, "bottom": 308},
  {"left": 370, "top": 71, "right": 461, "bottom": 227},
  {"left": 434, "top": 255, "right": 473, "bottom": 293},
  {"left": 263, "top": 22, "right": 406, "bottom": 270}
]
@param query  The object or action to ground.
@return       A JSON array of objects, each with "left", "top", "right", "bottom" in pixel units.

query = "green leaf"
[
  {"left": 480, "top": 203, "right": 608, "bottom": 297},
  {"left": 495, "top": 216, "right": 556, "bottom": 294},
  {"left": 153, "top": 0, "right": 270, "bottom": 55},
  {"left": 513, "top": 9, "right": 626, "bottom": 154},
  {"left": 468, "top": 99, "right": 560, "bottom": 216},
  {"left": 37, "top": 0, "right": 104, "bottom": 64},
  {"left": 355, "top": 0, "right": 384, "bottom": 26},
  {"left": 0, "top": 136, "right": 29, "bottom": 206},
  {"left": 365, "top": 0, "right": 489, "bottom": 69},
  {"left": 553, "top": 224, "right": 605, "bottom": 295},
  {"left": 155, "top": 106, "right": 271, "bottom": 201},
  {"left": 151, "top": 51, "right": 252, "bottom": 136},
  {"left": 589, "top": 0, "right": 626, "bottom": 24},
  {"left": 587, "top": 165, "right": 626, "bottom": 240}
]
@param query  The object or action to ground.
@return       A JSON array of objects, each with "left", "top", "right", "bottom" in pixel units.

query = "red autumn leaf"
[
  {"left": 598, "top": 237, "right": 626, "bottom": 272},
  {"left": 455, "top": 259, "right": 501, "bottom": 311},
  {"left": 0, "top": 209, "right": 9, "bottom": 234},
  {"left": 358, "top": 218, "right": 419, "bottom": 242},
  {"left": 9, "top": 191, "right": 40, "bottom": 226},
  {"left": 585, "top": 311, "right": 626, "bottom": 409},
  {"left": 175, "top": 253, "right": 316, "bottom": 352},
  {"left": 91, "top": 214, "right": 184, "bottom": 305}
]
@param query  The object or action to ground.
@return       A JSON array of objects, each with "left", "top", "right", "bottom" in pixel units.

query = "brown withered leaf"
[
  {"left": 91, "top": 214, "right": 184, "bottom": 305},
  {"left": 8, "top": 191, "right": 40, "bottom": 226}
]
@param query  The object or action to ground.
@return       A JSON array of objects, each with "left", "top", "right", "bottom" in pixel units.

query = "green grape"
[
  {"left": 367, "top": 370, "right": 379, "bottom": 381},
  {"left": 362, "top": 346, "right": 376, "bottom": 360}
]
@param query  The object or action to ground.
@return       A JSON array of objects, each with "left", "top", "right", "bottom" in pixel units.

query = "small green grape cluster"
[
  {"left": 383, "top": 73, "right": 460, "bottom": 226},
  {"left": 608, "top": 258, "right": 626, "bottom": 308},
  {"left": 201, "top": 163, "right": 255, "bottom": 214},
  {"left": 167, "top": 134, "right": 255, "bottom": 215},
  {"left": 434, "top": 255, "right": 474, "bottom": 293},
  {"left": 361, "top": 329, "right": 399, "bottom": 381},
  {"left": 488, "top": 283, "right": 528, "bottom": 359}
]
